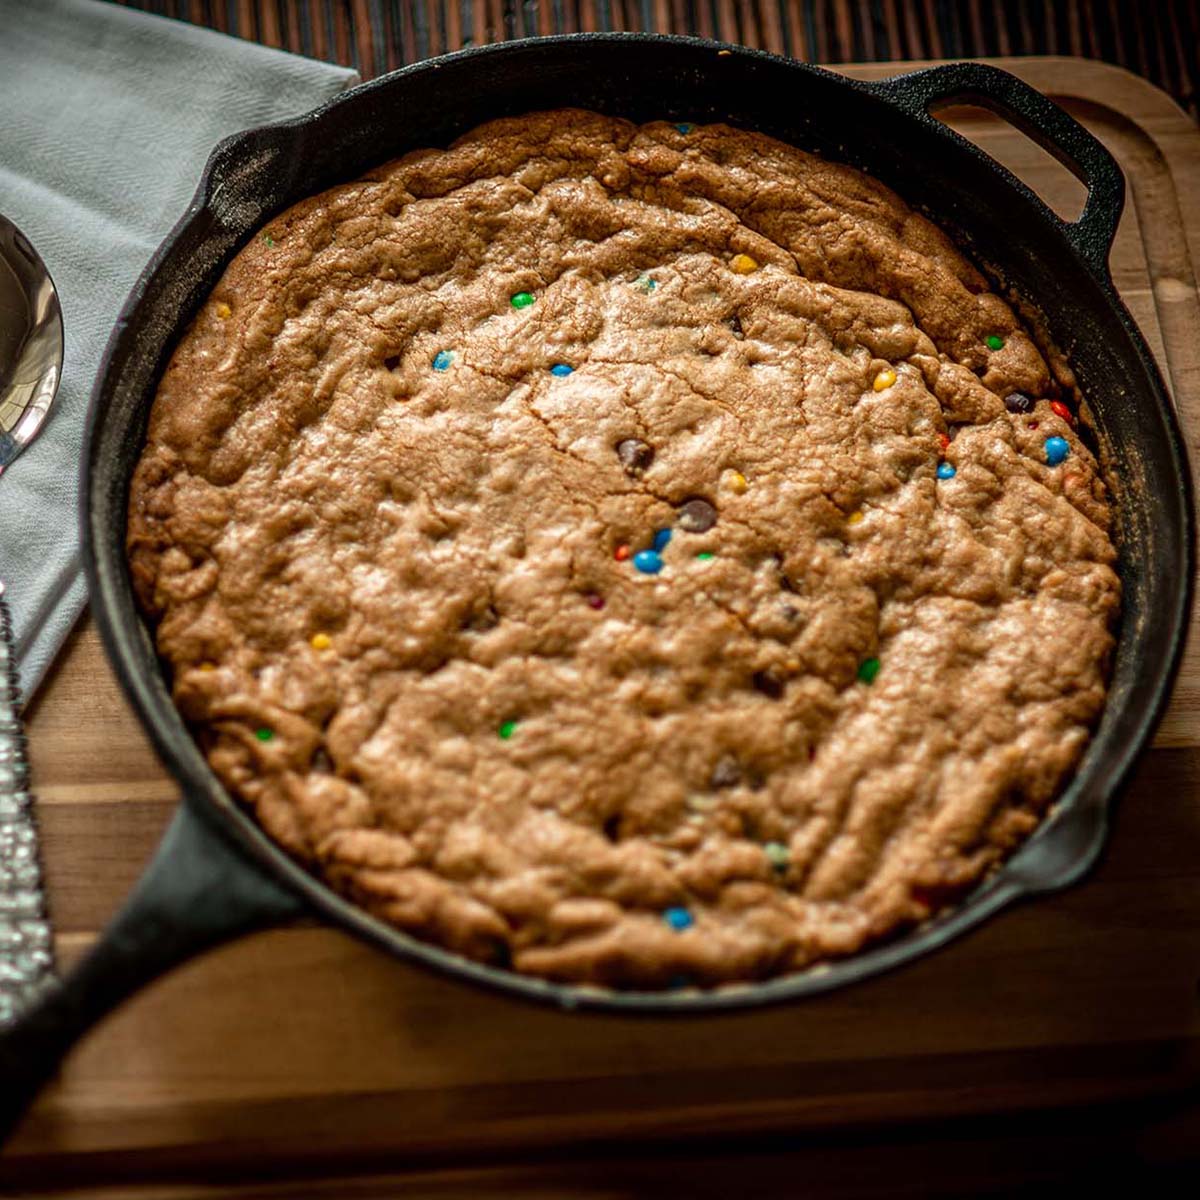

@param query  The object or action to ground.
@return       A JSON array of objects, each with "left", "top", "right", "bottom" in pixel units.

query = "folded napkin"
[{"left": 0, "top": 0, "right": 357, "bottom": 700}]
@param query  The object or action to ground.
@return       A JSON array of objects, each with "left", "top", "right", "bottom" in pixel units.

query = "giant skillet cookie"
[{"left": 128, "top": 110, "right": 1119, "bottom": 988}]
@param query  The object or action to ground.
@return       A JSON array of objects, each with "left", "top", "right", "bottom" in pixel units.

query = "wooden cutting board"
[{"left": 4, "top": 57, "right": 1200, "bottom": 1197}]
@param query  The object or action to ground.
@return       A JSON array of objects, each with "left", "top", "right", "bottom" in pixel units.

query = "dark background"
[{"left": 110, "top": 0, "right": 1199, "bottom": 119}]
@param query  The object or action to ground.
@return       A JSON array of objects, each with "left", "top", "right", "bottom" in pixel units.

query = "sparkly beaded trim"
[{"left": 0, "top": 594, "right": 55, "bottom": 1026}]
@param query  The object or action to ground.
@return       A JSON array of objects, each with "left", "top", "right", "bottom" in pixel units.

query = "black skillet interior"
[{"left": 74, "top": 37, "right": 1192, "bottom": 1022}]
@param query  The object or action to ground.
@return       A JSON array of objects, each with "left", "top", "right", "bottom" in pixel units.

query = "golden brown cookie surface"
[{"left": 128, "top": 111, "right": 1118, "bottom": 987}]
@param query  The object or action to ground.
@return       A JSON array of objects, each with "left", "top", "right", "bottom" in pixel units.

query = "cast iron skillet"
[{"left": 1, "top": 35, "right": 1192, "bottom": 1135}]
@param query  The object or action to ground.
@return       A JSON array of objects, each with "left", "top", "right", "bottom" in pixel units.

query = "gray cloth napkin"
[{"left": 0, "top": 0, "right": 357, "bottom": 700}]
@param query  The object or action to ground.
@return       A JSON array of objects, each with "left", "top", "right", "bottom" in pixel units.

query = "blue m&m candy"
[
  {"left": 432, "top": 349, "right": 453, "bottom": 371},
  {"left": 936, "top": 462, "right": 956, "bottom": 480},
  {"left": 550, "top": 363, "right": 574, "bottom": 377},
  {"left": 633, "top": 549, "right": 664, "bottom": 574},
  {"left": 652, "top": 528, "right": 672, "bottom": 552},
  {"left": 664, "top": 907, "right": 694, "bottom": 930},
  {"left": 1044, "top": 436, "right": 1069, "bottom": 466}
]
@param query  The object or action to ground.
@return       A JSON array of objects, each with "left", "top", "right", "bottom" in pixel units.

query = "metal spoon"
[
  {"left": 0, "top": 214, "right": 63, "bottom": 1023},
  {"left": 0, "top": 215, "right": 63, "bottom": 474}
]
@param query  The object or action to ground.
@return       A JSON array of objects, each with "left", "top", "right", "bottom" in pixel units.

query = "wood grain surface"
[
  {"left": 4, "top": 57, "right": 1200, "bottom": 1197},
  {"left": 110, "top": 1, "right": 1200, "bottom": 122}
]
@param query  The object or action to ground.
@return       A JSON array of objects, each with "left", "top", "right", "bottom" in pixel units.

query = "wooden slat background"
[{"left": 108, "top": 0, "right": 1200, "bottom": 120}]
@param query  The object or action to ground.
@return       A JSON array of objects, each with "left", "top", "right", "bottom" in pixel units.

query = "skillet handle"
[
  {"left": 868, "top": 62, "right": 1125, "bottom": 282},
  {"left": 0, "top": 802, "right": 303, "bottom": 1145}
]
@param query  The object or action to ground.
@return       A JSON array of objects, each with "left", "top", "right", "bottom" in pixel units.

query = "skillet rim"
[{"left": 82, "top": 33, "right": 1196, "bottom": 1013}]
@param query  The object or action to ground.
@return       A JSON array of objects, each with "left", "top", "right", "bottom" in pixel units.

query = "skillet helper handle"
[
  {"left": 870, "top": 61, "right": 1125, "bottom": 282},
  {"left": 0, "top": 803, "right": 303, "bottom": 1144}
]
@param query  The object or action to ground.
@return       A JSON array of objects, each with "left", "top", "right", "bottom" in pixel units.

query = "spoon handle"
[{"left": 0, "top": 588, "right": 56, "bottom": 1027}]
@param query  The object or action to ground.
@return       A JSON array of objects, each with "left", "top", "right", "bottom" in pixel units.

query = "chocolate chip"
[
  {"left": 710, "top": 756, "right": 742, "bottom": 789},
  {"left": 616, "top": 438, "right": 654, "bottom": 474},
  {"left": 781, "top": 603, "right": 801, "bottom": 622},
  {"left": 384, "top": 354, "right": 401, "bottom": 370},
  {"left": 312, "top": 748, "right": 333, "bottom": 773},
  {"left": 1005, "top": 393, "right": 1035, "bottom": 414},
  {"left": 603, "top": 814, "right": 622, "bottom": 842},
  {"left": 775, "top": 557, "right": 797, "bottom": 593},
  {"left": 752, "top": 669, "right": 786, "bottom": 700},
  {"left": 677, "top": 498, "right": 717, "bottom": 533}
]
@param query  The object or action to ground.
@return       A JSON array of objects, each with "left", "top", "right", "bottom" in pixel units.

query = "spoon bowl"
[{"left": 0, "top": 214, "right": 64, "bottom": 475}]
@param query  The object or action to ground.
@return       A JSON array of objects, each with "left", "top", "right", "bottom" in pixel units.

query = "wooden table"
[{"left": 4, "top": 57, "right": 1200, "bottom": 1196}]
